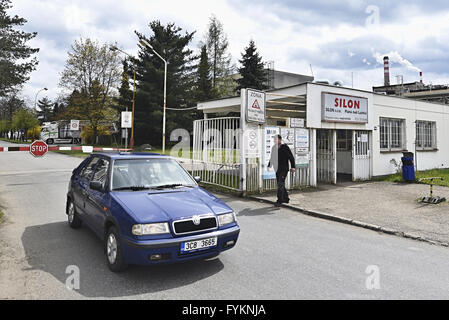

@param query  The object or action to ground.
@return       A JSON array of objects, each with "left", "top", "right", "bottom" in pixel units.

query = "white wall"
[{"left": 372, "top": 94, "right": 449, "bottom": 176}]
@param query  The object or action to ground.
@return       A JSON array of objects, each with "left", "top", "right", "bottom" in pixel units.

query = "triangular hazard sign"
[{"left": 251, "top": 99, "right": 261, "bottom": 110}]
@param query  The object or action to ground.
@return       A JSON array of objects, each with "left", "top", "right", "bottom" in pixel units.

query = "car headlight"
[
  {"left": 218, "top": 212, "right": 236, "bottom": 226},
  {"left": 132, "top": 223, "right": 170, "bottom": 235}
]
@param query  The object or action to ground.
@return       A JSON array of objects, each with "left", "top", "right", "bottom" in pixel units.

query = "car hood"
[{"left": 111, "top": 187, "right": 232, "bottom": 223}]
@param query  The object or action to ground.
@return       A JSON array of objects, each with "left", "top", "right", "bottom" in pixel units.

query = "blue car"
[{"left": 66, "top": 152, "right": 240, "bottom": 272}]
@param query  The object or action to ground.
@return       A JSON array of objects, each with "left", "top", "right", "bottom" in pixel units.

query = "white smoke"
[{"left": 373, "top": 51, "right": 421, "bottom": 72}]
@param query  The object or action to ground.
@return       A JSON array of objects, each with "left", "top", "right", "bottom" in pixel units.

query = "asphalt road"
[{"left": 2, "top": 139, "right": 449, "bottom": 299}]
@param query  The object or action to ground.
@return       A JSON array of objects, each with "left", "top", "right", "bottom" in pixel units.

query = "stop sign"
[{"left": 30, "top": 140, "right": 48, "bottom": 157}]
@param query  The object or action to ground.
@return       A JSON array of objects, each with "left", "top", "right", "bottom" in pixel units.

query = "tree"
[
  {"left": 195, "top": 45, "right": 213, "bottom": 101},
  {"left": 0, "top": 0, "right": 39, "bottom": 97},
  {"left": 59, "top": 38, "right": 121, "bottom": 143},
  {"left": 37, "top": 96, "right": 53, "bottom": 122},
  {"left": 11, "top": 108, "right": 38, "bottom": 140},
  {"left": 117, "top": 59, "right": 133, "bottom": 111},
  {"left": 236, "top": 40, "right": 268, "bottom": 93},
  {"left": 203, "top": 15, "right": 235, "bottom": 98},
  {"left": 134, "top": 21, "right": 197, "bottom": 146}
]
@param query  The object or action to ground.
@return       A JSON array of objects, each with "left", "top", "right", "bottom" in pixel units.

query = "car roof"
[{"left": 91, "top": 152, "right": 169, "bottom": 160}]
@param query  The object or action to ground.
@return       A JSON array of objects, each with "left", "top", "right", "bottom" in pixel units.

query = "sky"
[{"left": 10, "top": 0, "right": 449, "bottom": 105}]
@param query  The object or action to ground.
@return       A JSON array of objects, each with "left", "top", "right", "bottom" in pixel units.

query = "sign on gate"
[
  {"left": 243, "top": 125, "right": 259, "bottom": 158},
  {"left": 322, "top": 92, "right": 368, "bottom": 123},
  {"left": 262, "top": 126, "right": 279, "bottom": 179},
  {"left": 246, "top": 89, "right": 266, "bottom": 123}
]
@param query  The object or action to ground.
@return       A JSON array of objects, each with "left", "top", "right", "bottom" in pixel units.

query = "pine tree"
[
  {"left": 0, "top": 0, "right": 39, "bottom": 97},
  {"left": 37, "top": 97, "right": 53, "bottom": 122},
  {"left": 117, "top": 59, "right": 133, "bottom": 111},
  {"left": 134, "top": 21, "right": 197, "bottom": 146},
  {"left": 204, "top": 15, "right": 235, "bottom": 98},
  {"left": 196, "top": 45, "right": 213, "bottom": 101},
  {"left": 236, "top": 40, "right": 267, "bottom": 93}
]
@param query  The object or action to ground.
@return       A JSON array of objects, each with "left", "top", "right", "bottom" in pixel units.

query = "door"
[
  {"left": 74, "top": 156, "right": 100, "bottom": 219},
  {"left": 352, "top": 131, "right": 371, "bottom": 181},
  {"left": 87, "top": 158, "right": 110, "bottom": 235},
  {"left": 316, "top": 129, "right": 336, "bottom": 184}
]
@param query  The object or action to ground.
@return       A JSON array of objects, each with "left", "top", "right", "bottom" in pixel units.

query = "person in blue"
[{"left": 268, "top": 134, "right": 295, "bottom": 207}]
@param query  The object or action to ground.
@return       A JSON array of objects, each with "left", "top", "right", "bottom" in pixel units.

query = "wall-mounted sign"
[
  {"left": 322, "top": 92, "right": 368, "bottom": 123},
  {"left": 295, "top": 128, "right": 309, "bottom": 153},
  {"left": 290, "top": 118, "right": 305, "bottom": 128},
  {"left": 243, "top": 126, "right": 259, "bottom": 158},
  {"left": 246, "top": 89, "right": 266, "bottom": 123},
  {"left": 262, "top": 126, "right": 279, "bottom": 179}
]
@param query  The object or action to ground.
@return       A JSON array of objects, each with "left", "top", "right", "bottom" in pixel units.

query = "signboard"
[
  {"left": 262, "top": 126, "right": 279, "bottom": 179},
  {"left": 29, "top": 140, "right": 48, "bottom": 157},
  {"left": 246, "top": 89, "right": 266, "bottom": 123},
  {"left": 290, "top": 118, "right": 305, "bottom": 128},
  {"left": 295, "top": 128, "right": 309, "bottom": 167},
  {"left": 121, "top": 111, "right": 132, "bottom": 128},
  {"left": 243, "top": 126, "right": 259, "bottom": 158},
  {"left": 280, "top": 128, "right": 295, "bottom": 150},
  {"left": 70, "top": 120, "right": 80, "bottom": 131},
  {"left": 322, "top": 92, "right": 368, "bottom": 123}
]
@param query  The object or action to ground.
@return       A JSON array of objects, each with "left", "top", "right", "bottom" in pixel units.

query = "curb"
[{"left": 249, "top": 196, "right": 449, "bottom": 248}]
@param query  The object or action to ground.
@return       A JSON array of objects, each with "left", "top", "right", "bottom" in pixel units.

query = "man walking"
[{"left": 268, "top": 134, "right": 295, "bottom": 207}]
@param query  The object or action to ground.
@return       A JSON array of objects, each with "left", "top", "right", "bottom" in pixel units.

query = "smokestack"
[
  {"left": 383, "top": 56, "right": 390, "bottom": 86},
  {"left": 420, "top": 71, "right": 423, "bottom": 84}
]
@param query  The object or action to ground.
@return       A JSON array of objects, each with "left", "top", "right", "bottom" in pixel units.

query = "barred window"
[
  {"left": 380, "top": 117, "right": 406, "bottom": 151},
  {"left": 416, "top": 121, "right": 436, "bottom": 150}
]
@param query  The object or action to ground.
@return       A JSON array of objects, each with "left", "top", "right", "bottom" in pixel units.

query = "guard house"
[{"left": 193, "top": 82, "right": 449, "bottom": 193}]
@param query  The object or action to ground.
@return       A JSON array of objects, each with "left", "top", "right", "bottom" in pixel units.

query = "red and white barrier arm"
[{"left": 0, "top": 146, "right": 132, "bottom": 152}]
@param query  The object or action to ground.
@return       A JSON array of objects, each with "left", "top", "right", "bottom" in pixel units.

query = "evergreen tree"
[
  {"left": 196, "top": 45, "right": 213, "bottom": 101},
  {"left": 37, "top": 97, "right": 53, "bottom": 122},
  {"left": 236, "top": 40, "right": 267, "bottom": 93},
  {"left": 204, "top": 15, "right": 235, "bottom": 98},
  {"left": 0, "top": 0, "right": 39, "bottom": 97},
  {"left": 134, "top": 21, "right": 197, "bottom": 147},
  {"left": 117, "top": 59, "right": 133, "bottom": 111}
]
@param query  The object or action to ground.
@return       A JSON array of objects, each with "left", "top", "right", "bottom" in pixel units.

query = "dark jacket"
[{"left": 268, "top": 144, "right": 295, "bottom": 173}]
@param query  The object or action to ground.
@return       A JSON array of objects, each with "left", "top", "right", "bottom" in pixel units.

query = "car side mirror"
[
  {"left": 90, "top": 181, "right": 104, "bottom": 192},
  {"left": 194, "top": 176, "right": 201, "bottom": 183}
]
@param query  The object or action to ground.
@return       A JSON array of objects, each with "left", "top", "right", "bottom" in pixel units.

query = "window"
[
  {"left": 80, "top": 156, "right": 100, "bottom": 181},
  {"left": 93, "top": 158, "right": 110, "bottom": 188},
  {"left": 416, "top": 121, "right": 437, "bottom": 150},
  {"left": 380, "top": 117, "right": 406, "bottom": 151},
  {"left": 337, "top": 130, "right": 352, "bottom": 151}
]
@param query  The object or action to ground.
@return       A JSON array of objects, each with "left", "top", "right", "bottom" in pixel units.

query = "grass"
[
  {"left": 376, "top": 168, "right": 449, "bottom": 187},
  {"left": 0, "top": 137, "right": 31, "bottom": 144},
  {"left": 52, "top": 150, "right": 90, "bottom": 158}
]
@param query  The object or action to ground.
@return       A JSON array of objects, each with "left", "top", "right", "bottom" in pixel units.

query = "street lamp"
[
  {"left": 34, "top": 87, "right": 48, "bottom": 115},
  {"left": 110, "top": 45, "right": 136, "bottom": 150},
  {"left": 139, "top": 38, "right": 168, "bottom": 154}
]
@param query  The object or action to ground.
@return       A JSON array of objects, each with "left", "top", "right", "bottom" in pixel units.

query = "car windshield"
[{"left": 111, "top": 158, "right": 196, "bottom": 191}]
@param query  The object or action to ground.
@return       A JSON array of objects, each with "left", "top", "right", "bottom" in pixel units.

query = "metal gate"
[
  {"left": 317, "top": 129, "right": 335, "bottom": 183},
  {"left": 352, "top": 130, "right": 371, "bottom": 181}
]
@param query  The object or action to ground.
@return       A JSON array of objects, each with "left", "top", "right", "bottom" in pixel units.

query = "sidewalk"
[{"left": 251, "top": 181, "right": 449, "bottom": 246}]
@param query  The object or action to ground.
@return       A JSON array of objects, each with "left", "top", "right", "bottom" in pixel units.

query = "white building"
[{"left": 194, "top": 82, "right": 449, "bottom": 192}]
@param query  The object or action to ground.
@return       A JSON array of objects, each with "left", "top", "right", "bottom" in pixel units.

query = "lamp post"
[
  {"left": 34, "top": 87, "right": 48, "bottom": 115},
  {"left": 110, "top": 45, "right": 136, "bottom": 150},
  {"left": 139, "top": 39, "right": 168, "bottom": 154}
]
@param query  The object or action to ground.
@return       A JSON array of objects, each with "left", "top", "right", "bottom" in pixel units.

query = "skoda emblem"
[{"left": 192, "top": 215, "right": 201, "bottom": 225}]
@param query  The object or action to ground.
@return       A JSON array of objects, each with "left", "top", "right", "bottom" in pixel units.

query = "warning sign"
[{"left": 246, "top": 89, "right": 266, "bottom": 123}]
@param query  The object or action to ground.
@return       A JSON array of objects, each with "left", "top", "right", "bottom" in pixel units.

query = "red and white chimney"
[
  {"left": 420, "top": 71, "right": 423, "bottom": 84},
  {"left": 383, "top": 56, "right": 390, "bottom": 86}
]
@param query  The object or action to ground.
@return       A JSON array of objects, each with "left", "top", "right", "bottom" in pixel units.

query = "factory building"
[{"left": 194, "top": 67, "right": 449, "bottom": 193}]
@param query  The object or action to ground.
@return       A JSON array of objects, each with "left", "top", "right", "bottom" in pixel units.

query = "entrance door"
[
  {"left": 352, "top": 131, "right": 371, "bottom": 181},
  {"left": 317, "top": 129, "right": 336, "bottom": 184}
]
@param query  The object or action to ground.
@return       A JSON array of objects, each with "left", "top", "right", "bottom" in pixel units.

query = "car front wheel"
[
  {"left": 67, "top": 200, "right": 82, "bottom": 228},
  {"left": 105, "top": 226, "right": 128, "bottom": 272}
]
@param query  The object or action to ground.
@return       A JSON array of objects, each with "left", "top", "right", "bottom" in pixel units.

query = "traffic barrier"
[{"left": 0, "top": 146, "right": 131, "bottom": 153}]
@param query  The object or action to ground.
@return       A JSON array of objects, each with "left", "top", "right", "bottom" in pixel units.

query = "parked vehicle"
[
  {"left": 66, "top": 152, "right": 240, "bottom": 272},
  {"left": 40, "top": 121, "right": 81, "bottom": 145}
]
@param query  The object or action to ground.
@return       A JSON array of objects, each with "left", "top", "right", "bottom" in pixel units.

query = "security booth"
[{"left": 194, "top": 82, "right": 449, "bottom": 193}]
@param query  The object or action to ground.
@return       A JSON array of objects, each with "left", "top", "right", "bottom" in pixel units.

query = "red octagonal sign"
[{"left": 30, "top": 140, "right": 48, "bottom": 157}]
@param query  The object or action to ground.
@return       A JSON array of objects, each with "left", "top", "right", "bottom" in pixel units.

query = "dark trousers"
[{"left": 276, "top": 170, "right": 289, "bottom": 204}]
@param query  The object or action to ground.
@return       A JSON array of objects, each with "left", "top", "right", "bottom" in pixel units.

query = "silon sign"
[
  {"left": 30, "top": 140, "right": 48, "bottom": 157},
  {"left": 322, "top": 92, "right": 368, "bottom": 123}
]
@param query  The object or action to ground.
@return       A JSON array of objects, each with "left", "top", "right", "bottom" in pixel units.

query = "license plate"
[{"left": 181, "top": 237, "right": 217, "bottom": 253}]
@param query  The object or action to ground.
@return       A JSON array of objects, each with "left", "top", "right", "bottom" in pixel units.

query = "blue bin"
[{"left": 401, "top": 156, "right": 415, "bottom": 181}]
